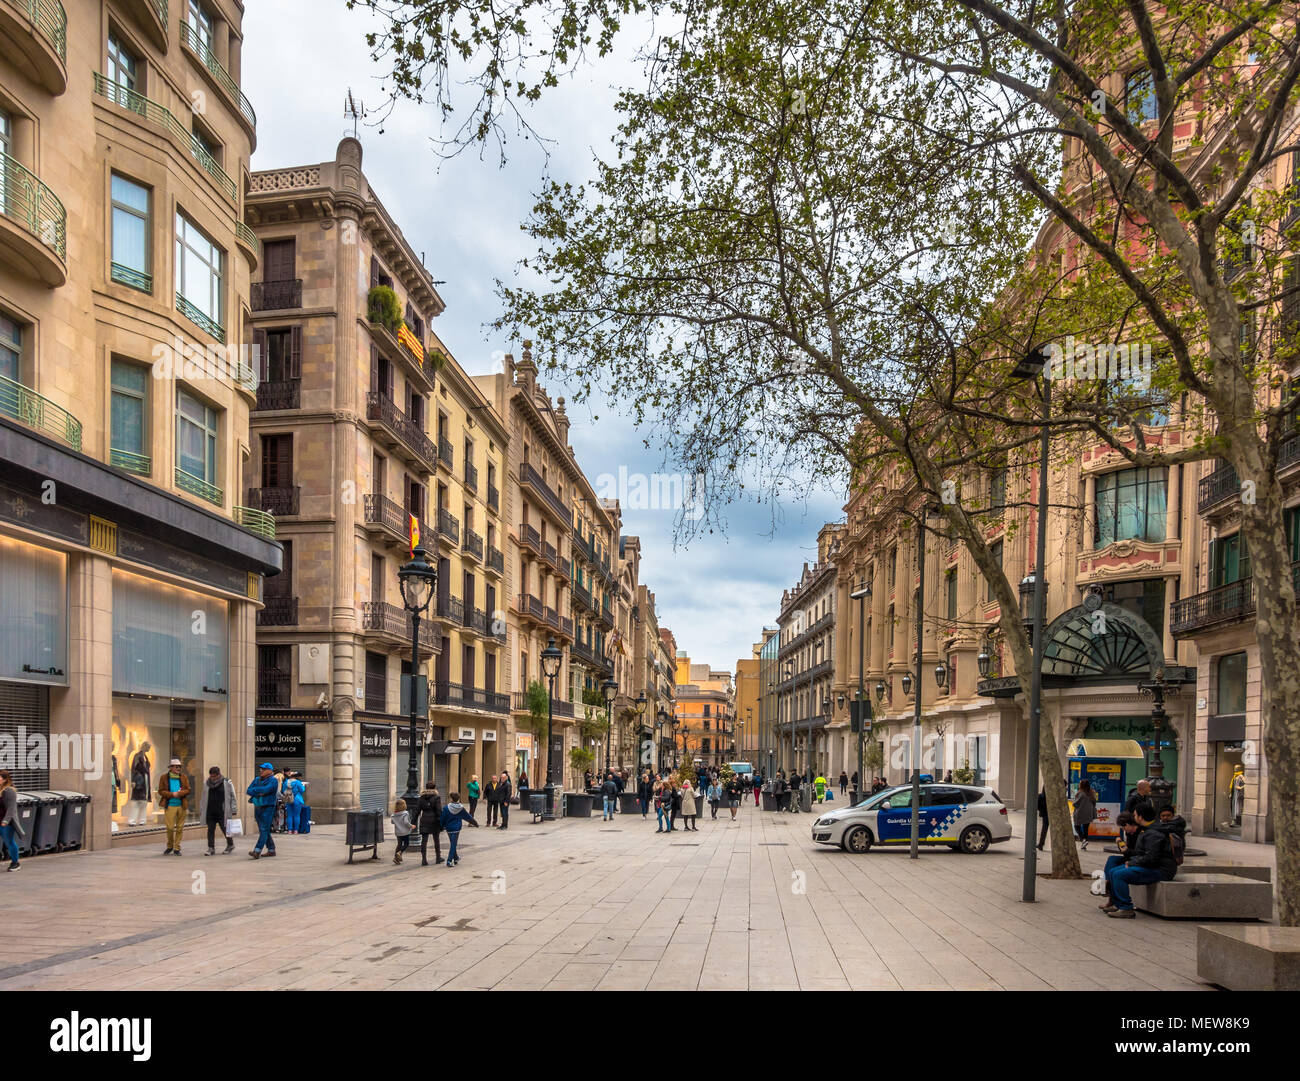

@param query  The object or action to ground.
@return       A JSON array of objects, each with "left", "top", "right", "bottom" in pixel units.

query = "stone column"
[
  {"left": 1083, "top": 474, "right": 1097, "bottom": 553},
  {"left": 1164, "top": 463, "right": 1181, "bottom": 542}
]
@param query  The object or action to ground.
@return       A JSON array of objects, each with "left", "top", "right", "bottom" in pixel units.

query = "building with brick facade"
[{"left": 0, "top": 0, "right": 280, "bottom": 848}]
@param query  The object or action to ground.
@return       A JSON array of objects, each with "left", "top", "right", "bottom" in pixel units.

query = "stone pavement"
[{"left": 0, "top": 805, "right": 1277, "bottom": 991}]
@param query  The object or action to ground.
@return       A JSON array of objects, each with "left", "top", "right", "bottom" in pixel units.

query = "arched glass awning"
[{"left": 1041, "top": 600, "right": 1165, "bottom": 683}]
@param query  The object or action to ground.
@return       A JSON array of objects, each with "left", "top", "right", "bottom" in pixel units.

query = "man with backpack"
[{"left": 1101, "top": 800, "right": 1185, "bottom": 918}]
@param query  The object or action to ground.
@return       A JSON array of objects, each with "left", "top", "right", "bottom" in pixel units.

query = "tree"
[{"left": 524, "top": 679, "right": 550, "bottom": 784}]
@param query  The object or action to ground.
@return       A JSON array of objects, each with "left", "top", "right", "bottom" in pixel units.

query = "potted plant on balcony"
[{"left": 367, "top": 284, "right": 403, "bottom": 334}]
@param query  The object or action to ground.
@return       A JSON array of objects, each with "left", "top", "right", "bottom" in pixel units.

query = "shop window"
[
  {"left": 1216, "top": 652, "right": 1248, "bottom": 716},
  {"left": 1096, "top": 467, "right": 1167, "bottom": 546},
  {"left": 0, "top": 535, "right": 66, "bottom": 683}
]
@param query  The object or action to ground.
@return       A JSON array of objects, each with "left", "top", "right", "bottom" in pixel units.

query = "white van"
[{"left": 728, "top": 761, "right": 753, "bottom": 776}]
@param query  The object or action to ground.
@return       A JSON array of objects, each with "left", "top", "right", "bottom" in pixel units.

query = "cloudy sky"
[{"left": 244, "top": 1, "right": 847, "bottom": 670}]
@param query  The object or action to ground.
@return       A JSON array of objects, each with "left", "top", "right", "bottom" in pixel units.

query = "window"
[
  {"left": 175, "top": 213, "right": 224, "bottom": 336},
  {"left": 110, "top": 359, "right": 149, "bottom": 473},
  {"left": 703, "top": 704, "right": 710, "bottom": 717},
  {"left": 989, "top": 466, "right": 1007, "bottom": 513},
  {"left": 1287, "top": 507, "right": 1300, "bottom": 563},
  {"left": 107, "top": 33, "right": 139, "bottom": 92},
  {"left": 1216, "top": 652, "right": 1248, "bottom": 716},
  {"left": 1125, "top": 69, "right": 1157, "bottom": 125},
  {"left": 186, "top": 2, "right": 215, "bottom": 52},
  {"left": 257, "top": 645, "right": 291, "bottom": 708},
  {"left": 945, "top": 570, "right": 957, "bottom": 620},
  {"left": 265, "top": 540, "right": 292, "bottom": 597},
  {"left": 263, "top": 329, "right": 295, "bottom": 382},
  {"left": 110, "top": 175, "right": 150, "bottom": 291},
  {"left": 364, "top": 651, "right": 387, "bottom": 713},
  {"left": 1096, "top": 467, "right": 1167, "bottom": 546},
  {"left": 190, "top": 122, "right": 221, "bottom": 166},
  {"left": 1099, "top": 578, "right": 1167, "bottom": 641},
  {"left": 176, "top": 388, "right": 218, "bottom": 491},
  {"left": 260, "top": 434, "right": 293, "bottom": 489},
  {"left": 988, "top": 540, "right": 1003, "bottom": 601},
  {"left": 371, "top": 554, "right": 385, "bottom": 605},
  {"left": 0, "top": 313, "right": 21, "bottom": 382},
  {"left": 888, "top": 547, "right": 897, "bottom": 588},
  {"left": 1210, "top": 533, "right": 1251, "bottom": 588},
  {"left": 262, "top": 239, "right": 296, "bottom": 284}
]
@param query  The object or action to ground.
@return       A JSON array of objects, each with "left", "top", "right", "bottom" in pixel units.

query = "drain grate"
[
  {"left": 671, "top": 843, "right": 701, "bottom": 846},
  {"left": 758, "top": 842, "right": 788, "bottom": 846},
  {"left": 599, "top": 829, "right": 624, "bottom": 833}
]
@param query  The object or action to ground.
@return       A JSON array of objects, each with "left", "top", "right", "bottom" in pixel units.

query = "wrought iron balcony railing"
[
  {"left": 0, "top": 149, "right": 66, "bottom": 263},
  {"left": 247, "top": 485, "right": 299, "bottom": 516},
  {"left": 251, "top": 278, "right": 302, "bottom": 311},
  {"left": 254, "top": 378, "right": 300, "bottom": 411},
  {"left": 179, "top": 20, "right": 256, "bottom": 129},
  {"left": 0, "top": 374, "right": 82, "bottom": 450},
  {"left": 258, "top": 596, "right": 297, "bottom": 627}
]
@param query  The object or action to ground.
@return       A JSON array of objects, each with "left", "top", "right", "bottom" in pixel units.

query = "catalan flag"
[{"left": 408, "top": 513, "right": 420, "bottom": 554}]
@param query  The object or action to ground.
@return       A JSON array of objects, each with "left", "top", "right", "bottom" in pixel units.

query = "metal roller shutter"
[
  {"left": 359, "top": 754, "right": 391, "bottom": 814},
  {"left": 0, "top": 682, "right": 50, "bottom": 789}
]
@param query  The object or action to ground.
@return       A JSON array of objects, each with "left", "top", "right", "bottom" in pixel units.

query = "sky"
[{"left": 243, "top": 1, "right": 847, "bottom": 671}]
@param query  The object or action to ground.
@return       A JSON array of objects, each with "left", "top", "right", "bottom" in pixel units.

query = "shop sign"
[
  {"left": 255, "top": 722, "right": 305, "bottom": 756},
  {"left": 361, "top": 725, "right": 392, "bottom": 757}
]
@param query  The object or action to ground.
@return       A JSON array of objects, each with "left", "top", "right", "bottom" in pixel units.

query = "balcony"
[
  {"left": 175, "top": 467, "right": 222, "bottom": 505},
  {"left": 251, "top": 279, "right": 302, "bottom": 311},
  {"left": 366, "top": 392, "right": 437, "bottom": 471},
  {"left": 434, "top": 680, "right": 510, "bottom": 714},
  {"left": 560, "top": 615, "right": 574, "bottom": 639},
  {"left": 437, "top": 506, "right": 460, "bottom": 545},
  {"left": 93, "top": 74, "right": 237, "bottom": 204},
  {"left": 110, "top": 448, "right": 151, "bottom": 476},
  {"left": 465, "top": 461, "right": 478, "bottom": 493},
  {"left": 0, "top": 150, "right": 67, "bottom": 286},
  {"left": 397, "top": 323, "right": 425, "bottom": 367},
  {"left": 361, "top": 600, "right": 439, "bottom": 654},
  {"left": 110, "top": 262, "right": 151, "bottom": 292},
  {"left": 573, "top": 579, "right": 593, "bottom": 611},
  {"left": 1198, "top": 462, "right": 1239, "bottom": 516},
  {"left": 514, "top": 592, "right": 545, "bottom": 625},
  {"left": 0, "top": 374, "right": 81, "bottom": 449},
  {"left": 462, "top": 527, "right": 483, "bottom": 562},
  {"left": 257, "top": 667, "right": 290, "bottom": 708},
  {"left": 1279, "top": 434, "right": 1300, "bottom": 473},
  {"left": 599, "top": 602, "right": 614, "bottom": 628},
  {"left": 247, "top": 485, "right": 299, "bottom": 517},
  {"left": 254, "top": 378, "right": 300, "bottom": 412},
  {"left": 435, "top": 592, "right": 464, "bottom": 625},
  {"left": 1170, "top": 562, "right": 1300, "bottom": 638},
  {"left": 234, "top": 219, "right": 259, "bottom": 267},
  {"left": 571, "top": 637, "right": 596, "bottom": 666},
  {"left": 176, "top": 292, "right": 224, "bottom": 343},
  {"left": 258, "top": 595, "right": 297, "bottom": 627},
  {"left": 0, "top": 0, "right": 67, "bottom": 95},
  {"left": 362, "top": 493, "right": 430, "bottom": 549},
  {"left": 520, "top": 461, "right": 570, "bottom": 525},
  {"left": 233, "top": 505, "right": 276, "bottom": 538},
  {"left": 486, "top": 545, "right": 504, "bottom": 576},
  {"left": 464, "top": 607, "right": 489, "bottom": 637},
  {"left": 518, "top": 522, "right": 541, "bottom": 556},
  {"left": 544, "top": 605, "right": 561, "bottom": 631},
  {"left": 487, "top": 484, "right": 500, "bottom": 514},
  {"left": 511, "top": 691, "right": 575, "bottom": 718},
  {"left": 179, "top": 20, "right": 257, "bottom": 136},
  {"left": 438, "top": 435, "right": 454, "bottom": 473}
]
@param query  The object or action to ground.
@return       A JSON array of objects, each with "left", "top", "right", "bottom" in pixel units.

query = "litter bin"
[
  {"left": 619, "top": 792, "right": 640, "bottom": 815},
  {"left": 761, "top": 790, "right": 777, "bottom": 811},
  {"left": 48, "top": 791, "right": 90, "bottom": 851},
  {"left": 565, "top": 793, "right": 594, "bottom": 818},
  {"left": 345, "top": 809, "right": 384, "bottom": 863},
  {"left": 11, "top": 792, "right": 38, "bottom": 855},
  {"left": 528, "top": 793, "right": 547, "bottom": 821},
  {"left": 24, "top": 791, "right": 65, "bottom": 854}
]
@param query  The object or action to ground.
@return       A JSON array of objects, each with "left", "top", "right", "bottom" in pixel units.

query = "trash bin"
[
  {"left": 48, "top": 791, "right": 91, "bottom": 851},
  {"left": 761, "top": 791, "right": 777, "bottom": 811},
  {"left": 25, "top": 791, "right": 65, "bottom": 854},
  {"left": 565, "top": 793, "right": 594, "bottom": 818},
  {"left": 346, "top": 809, "right": 384, "bottom": 863},
  {"left": 529, "top": 793, "right": 547, "bottom": 820},
  {"left": 619, "top": 792, "right": 640, "bottom": 815},
  {"left": 11, "top": 792, "right": 38, "bottom": 855}
]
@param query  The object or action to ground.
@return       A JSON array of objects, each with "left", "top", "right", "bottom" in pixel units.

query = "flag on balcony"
[
  {"left": 611, "top": 629, "right": 627, "bottom": 656},
  {"left": 409, "top": 513, "right": 420, "bottom": 554}
]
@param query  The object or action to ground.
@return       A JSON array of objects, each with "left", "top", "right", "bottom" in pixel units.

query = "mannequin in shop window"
[
  {"left": 1229, "top": 766, "right": 1245, "bottom": 826},
  {"left": 126, "top": 742, "right": 152, "bottom": 826}
]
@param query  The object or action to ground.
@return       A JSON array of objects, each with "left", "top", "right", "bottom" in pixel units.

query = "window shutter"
[
  {"left": 370, "top": 256, "right": 379, "bottom": 288},
  {"left": 370, "top": 344, "right": 379, "bottom": 394},
  {"left": 290, "top": 325, "right": 302, "bottom": 378},
  {"left": 253, "top": 328, "right": 268, "bottom": 381}
]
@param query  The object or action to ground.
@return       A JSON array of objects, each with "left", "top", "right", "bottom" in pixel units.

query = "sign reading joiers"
[{"left": 254, "top": 722, "right": 305, "bottom": 756}]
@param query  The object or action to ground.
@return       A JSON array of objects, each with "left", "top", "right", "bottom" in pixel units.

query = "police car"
[{"left": 811, "top": 783, "right": 1012, "bottom": 854}]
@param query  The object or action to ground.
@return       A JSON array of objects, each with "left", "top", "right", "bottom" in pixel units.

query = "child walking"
[
  {"left": 439, "top": 791, "right": 479, "bottom": 866},
  {"left": 391, "top": 799, "right": 414, "bottom": 864}
]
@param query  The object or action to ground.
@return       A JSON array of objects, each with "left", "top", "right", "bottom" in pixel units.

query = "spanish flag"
[{"left": 408, "top": 513, "right": 420, "bottom": 554}]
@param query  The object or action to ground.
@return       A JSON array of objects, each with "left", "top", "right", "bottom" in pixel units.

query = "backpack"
[{"left": 1167, "top": 830, "right": 1185, "bottom": 866}]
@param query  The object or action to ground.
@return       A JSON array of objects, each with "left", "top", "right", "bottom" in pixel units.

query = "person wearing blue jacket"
[
  {"left": 247, "top": 762, "right": 280, "bottom": 859},
  {"left": 438, "top": 791, "right": 479, "bottom": 866}
]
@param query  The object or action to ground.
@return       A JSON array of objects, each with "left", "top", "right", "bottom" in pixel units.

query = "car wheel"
[
  {"left": 843, "top": 826, "right": 873, "bottom": 854},
  {"left": 959, "top": 825, "right": 992, "bottom": 854}
]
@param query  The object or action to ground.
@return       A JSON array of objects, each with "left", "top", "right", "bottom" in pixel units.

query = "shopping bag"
[
  {"left": 299, "top": 807, "right": 312, "bottom": 835},
  {"left": 226, "top": 817, "right": 244, "bottom": 836},
  {"left": 826, "top": 791, "right": 834, "bottom": 801}
]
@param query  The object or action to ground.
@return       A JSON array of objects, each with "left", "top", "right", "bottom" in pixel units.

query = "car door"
[
  {"left": 876, "top": 788, "right": 919, "bottom": 844},
  {"left": 921, "top": 786, "right": 965, "bottom": 843}
]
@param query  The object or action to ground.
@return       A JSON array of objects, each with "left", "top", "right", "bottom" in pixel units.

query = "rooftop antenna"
[{"left": 344, "top": 89, "right": 366, "bottom": 139}]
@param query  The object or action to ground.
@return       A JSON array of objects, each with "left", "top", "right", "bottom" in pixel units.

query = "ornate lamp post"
[
  {"left": 1138, "top": 673, "right": 1188, "bottom": 814},
  {"left": 540, "top": 637, "right": 564, "bottom": 820},
  {"left": 850, "top": 579, "right": 872, "bottom": 804},
  {"left": 635, "top": 691, "right": 647, "bottom": 771},
  {"left": 396, "top": 544, "right": 437, "bottom": 806},
  {"left": 601, "top": 677, "right": 618, "bottom": 778}
]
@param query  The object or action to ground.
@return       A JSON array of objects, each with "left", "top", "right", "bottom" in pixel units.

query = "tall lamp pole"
[
  {"left": 540, "top": 637, "right": 563, "bottom": 821},
  {"left": 850, "top": 579, "right": 872, "bottom": 805},
  {"left": 601, "top": 677, "right": 618, "bottom": 778},
  {"left": 397, "top": 544, "right": 438, "bottom": 806},
  {"left": 634, "top": 691, "right": 648, "bottom": 773},
  {"left": 1014, "top": 346, "right": 1052, "bottom": 902},
  {"left": 908, "top": 509, "right": 935, "bottom": 860}
]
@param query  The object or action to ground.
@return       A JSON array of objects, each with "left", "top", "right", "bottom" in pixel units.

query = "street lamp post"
[
  {"left": 907, "top": 510, "right": 932, "bottom": 860},
  {"left": 635, "top": 691, "right": 647, "bottom": 772},
  {"left": 1014, "top": 345, "right": 1052, "bottom": 902},
  {"left": 601, "top": 677, "right": 618, "bottom": 778},
  {"left": 397, "top": 545, "right": 438, "bottom": 806},
  {"left": 540, "top": 637, "right": 564, "bottom": 821},
  {"left": 850, "top": 580, "right": 871, "bottom": 804}
]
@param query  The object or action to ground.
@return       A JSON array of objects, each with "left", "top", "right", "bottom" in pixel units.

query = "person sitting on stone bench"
[{"left": 1101, "top": 800, "right": 1185, "bottom": 919}]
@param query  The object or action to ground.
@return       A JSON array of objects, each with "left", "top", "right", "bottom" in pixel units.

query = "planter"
[
  {"left": 564, "top": 793, "right": 595, "bottom": 818},
  {"left": 619, "top": 792, "right": 641, "bottom": 815},
  {"left": 762, "top": 792, "right": 778, "bottom": 811}
]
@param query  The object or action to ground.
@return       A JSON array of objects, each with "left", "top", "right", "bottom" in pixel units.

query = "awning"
[
  {"left": 429, "top": 740, "right": 475, "bottom": 755},
  {"left": 1067, "top": 738, "right": 1146, "bottom": 759}
]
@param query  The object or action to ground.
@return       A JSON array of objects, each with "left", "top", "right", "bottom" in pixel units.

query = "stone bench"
[
  {"left": 1198, "top": 926, "right": 1300, "bottom": 990},
  {"left": 1181, "top": 860, "right": 1272, "bottom": 883},
  {"left": 1136, "top": 874, "right": 1272, "bottom": 921}
]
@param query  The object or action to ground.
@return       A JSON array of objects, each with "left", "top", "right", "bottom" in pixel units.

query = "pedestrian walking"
[
  {"left": 1036, "top": 787, "right": 1050, "bottom": 851},
  {"left": 653, "top": 779, "right": 669, "bottom": 832},
  {"left": 283, "top": 771, "right": 307, "bottom": 834},
  {"left": 415, "top": 782, "right": 444, "bottom": 864},
  {"left": 601, "top": 772, "right": 619, "bottom": 821},
  {"left": 198, "top": 766, "right": 237, "bottom": 855},
  {"left": 839, "top": 771, "right": 849, "bottom": 795},
  {"left": 638, "top": 771, "right": 653, "bottom": 818},
  {"left": 754, "top": 770, "right": 763, "bottom": 807},
  {"left": 156, "top": 756, "right": 190, "bottom": 855},
  {"left": 1073, "top": 779, "right": 1097, "bottom": 851},
  {"left": 391, "top": 799, "right": 415, "bottom": 864},
  {"left": 680, "top": 782, "right": 699, "bottom": 831},
  {"left": 0, "top": 770, "right": 24, "bottom": 871},
  {"left": 669, "top": 781, "right": 682, "bottom": 831},
  {"left": 498, "top": 771, "right": 513, "bottom": 830},
  {"left": 246, "top": 762, "right": 279, "bottom": 859},
  {"left": 705, "top": 778, "right": 722, "bottom": 819},
  {"left": 467, "top": 775, "right": 481, "bottom": 819},
  {"left": 440, "top": 791, "right": 479, "bottom": 865},
  {"left": 789, "top": 771, "right": 803, "bottom": 813},
  {"left": 814, "top": 773, "right": 827, "bottom": 804},
  {"left": 726, "top": 774, "right": 742, "bottom": 820},
  {"left": 483, "top": 774, "right": 499, "bottom": 828}
]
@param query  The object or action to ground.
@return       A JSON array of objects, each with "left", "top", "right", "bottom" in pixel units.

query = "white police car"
[{"left": 811, "top": 783, "right": 1012, "bottom": 854}]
